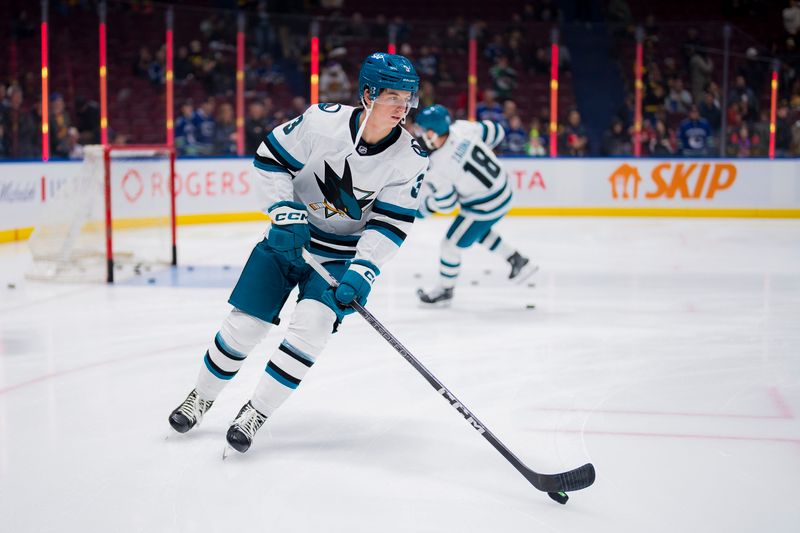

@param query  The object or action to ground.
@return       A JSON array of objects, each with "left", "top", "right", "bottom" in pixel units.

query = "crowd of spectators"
[
  {"left": 3, "top": 1, "right": 799, "bottom": 159},
  {"left": 604, "top": 1, "right": 800, "bottom": 157}
]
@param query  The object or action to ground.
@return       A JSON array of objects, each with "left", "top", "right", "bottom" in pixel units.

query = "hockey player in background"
[
  {"left": 168, "top": 53, "right": 428, "bottom": 453},
  {"left": 413, "top": 104, "right": 536, "bottom": 305}
]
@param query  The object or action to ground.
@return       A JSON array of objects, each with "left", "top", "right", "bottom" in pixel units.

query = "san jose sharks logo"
[{"left": 313, "top": 158, "right": 374, "bottom": 220}]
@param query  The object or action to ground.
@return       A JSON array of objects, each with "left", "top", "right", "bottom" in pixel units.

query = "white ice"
[{"left": 1, "top": 216, "right": 799, "bottom": 532}]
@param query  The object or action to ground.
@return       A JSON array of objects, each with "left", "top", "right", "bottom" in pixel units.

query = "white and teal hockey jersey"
[
  {"left": 253, "top": 103, "right": 428, "bottom": 268},
  {"left": 419, "top": 119, "right": 512, "bottom": 221}
]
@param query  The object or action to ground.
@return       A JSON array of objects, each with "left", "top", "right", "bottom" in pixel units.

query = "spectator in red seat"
[
  {"left": 1, "top": 85, "right": 38, "bottom": 158},
  {"left": 245, "top": 101, "right": 269, "bottom": 155},
  {"left": 601, "top": 118, "right": 632, "bottom": 156},
  {"left": 214, "top": 102, "right": 237, "bottom": 156},
  {"left": 698, "top": 86, "right": 722, "bottom": 132},
  {"left": 49, "top": 93, "right": 72, "bottom": 159},
  {"left": 476, "top": 89, "right": 504, "bottom": 122},
  {"left": 490, "top": 55, "right": 518, "bottom": 102},
  {"left": 678, "top": 105, "right": 712, "bottom": 156},
  {"left": 504, "top": 115, "right": 529, "bottom": 155},
  {"left": 728, "top": 123, "right": 759, "bottom": 157},
  {"left": 664, "top": 78, "right": 692, "bottom": 114},
  {"left": 560, "top": 109, "right": 589, "bottom": 156},
  {"left": 689, "top": 49, "right": 714, "bottom": 103}
]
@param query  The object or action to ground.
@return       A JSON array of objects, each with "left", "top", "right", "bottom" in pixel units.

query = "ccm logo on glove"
[{"left": 270, "top": 205, "right": 308, "bottom": 225}]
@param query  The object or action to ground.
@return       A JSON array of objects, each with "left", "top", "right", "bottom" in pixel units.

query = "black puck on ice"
[
  {"left": 526, "top": 304, "right": 536, "bottom": 309},
  {"left": 187, "top": 265, "right": 195, "bottom": 271},
  {"left": 147, "top": 278, "right": 156, "bottom": 284},
  {"left": 548, "top": 491, "right": 569, "bottom": 504},
  {"left": 527, "top": 283, "right": 536, "bottom": 288},
  {"left": 7, "top": 283, "right": 16, "bottom": 289},
  {"left": 470, "top": 280, "right": 479, "bottom": 286},
  {"left": 413, "top": 272, "right": 422, "bottom": 279}
]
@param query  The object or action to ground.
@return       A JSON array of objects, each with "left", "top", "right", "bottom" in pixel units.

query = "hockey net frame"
[
  {"left": 101, "top": 144, "right": 177, "bottom": 283},
  {"left": 27, "top": 144, "right": 177, "bottom": 283}
]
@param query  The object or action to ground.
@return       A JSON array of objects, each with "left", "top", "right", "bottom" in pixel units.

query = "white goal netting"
[{"left": 27, "top": 144, "right": 176, "bottom": 282}]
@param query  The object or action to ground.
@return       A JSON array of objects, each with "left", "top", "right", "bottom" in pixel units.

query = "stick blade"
[{"left": 529, "top": 463, "right": 596, "bottom": 493}]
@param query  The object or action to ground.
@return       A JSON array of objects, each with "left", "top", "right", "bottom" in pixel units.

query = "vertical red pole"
[
  {"left": 236, "top": 12, "right": 245, "bottom": 155},
  {"left": 41, "top": 0, "right": 49, "bottom": 161},
  {"left": 549, "top": 28, "right": 559, "bottom": 158},
  {"left": 633, "top": 27, "right": 643, "bottom": 157},
  {"left": 99, "top": 1, "right": 108, "bottom": 145},
  {"left": 310, "top": 20, "right": 319, "bottom": 104},
  {"left": 468, "top": 25, "right": 477, "bottom": 121},
  {"left": 170, "top": 148, "right": 177, "bottom": 265},
  {"left": 166, "top": 7, "right": 174, "bottom": 147},
  {"left": 104, "top": 147, "right": 113, "bottom": 282},
  {"left": 769, "top": 63, "right": 779, "bottom": 160},
  {"left": 388, "top": 25, "right": 397, "bottom": 54}
]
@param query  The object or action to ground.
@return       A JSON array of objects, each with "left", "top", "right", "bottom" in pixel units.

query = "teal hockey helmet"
[
  {"left": 358, "top": 53, "right": 420, "bottom": 106},
  {"left": 415, "top": 104, "right": 451, "bottom": 135}
]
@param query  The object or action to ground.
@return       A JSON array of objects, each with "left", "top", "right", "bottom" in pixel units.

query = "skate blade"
[
  {"left": 417, "top": 298, "right": 453, "bottom": 308},
  {"left": 512, "top": 264, "right": 539, "bottom": 284},
  {"left": 222, "top": 445, "right": 234, "bottom": 460}
]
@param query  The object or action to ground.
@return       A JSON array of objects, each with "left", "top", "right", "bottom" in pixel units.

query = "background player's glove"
[
  {"left": 321, "top": 259, "right": 380, "bottom": 321},
  {"left": 267, "top": 201, "right": 310, "bottom": 265}
]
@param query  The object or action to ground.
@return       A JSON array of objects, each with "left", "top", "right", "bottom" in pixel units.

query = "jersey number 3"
[{"left": 463, "top": 146, "right": 500, "bottom": 188}]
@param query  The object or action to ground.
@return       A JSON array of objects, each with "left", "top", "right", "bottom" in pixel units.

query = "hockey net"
[{"left": 27, "top": 144, "right": 177, "bottom": 283}]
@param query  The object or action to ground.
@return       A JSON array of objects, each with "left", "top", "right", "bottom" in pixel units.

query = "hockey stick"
[{"left": 302, "top": 250, "right": 595, "bottom": 502}]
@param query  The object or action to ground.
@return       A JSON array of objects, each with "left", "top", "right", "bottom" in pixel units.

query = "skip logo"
[
  {"left": 438, "top": 387, "right": 485, "bottom": 434},
  {"left": 311, "top": 158, "right": 374, "bottom": 219},
  {"left": 610, "top": 162, "right": 737, "bottom": 200}
]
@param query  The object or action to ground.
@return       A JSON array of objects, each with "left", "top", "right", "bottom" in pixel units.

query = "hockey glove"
[
  {"left": 321, "top": 259, "right": 380, "bottom": 321},
  {"left": 267, "top": 201, "right": 310, "bottom": 266}
]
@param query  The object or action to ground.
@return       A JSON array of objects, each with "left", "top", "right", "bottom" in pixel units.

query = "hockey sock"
[
  {"left": 250, "top": 299, "right": 333, "bottom": 416},
  {"left": 195, "top": 309, "right": 272, "bottom": 400},
  {"left": 439, "top": 248, "right": 461, "bottom": 289},
  {"left": 478, "top": 230, "right": 515, "bottom": 259}
]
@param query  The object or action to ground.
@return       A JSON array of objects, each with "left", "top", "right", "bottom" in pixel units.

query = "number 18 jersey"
[{"left": 420, "top": 120, "right": 513, "bottom": 221}]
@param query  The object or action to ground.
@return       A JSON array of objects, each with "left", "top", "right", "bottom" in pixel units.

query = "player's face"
[{"left": 368, "top": 89, "right": 418, "bottom": 127}]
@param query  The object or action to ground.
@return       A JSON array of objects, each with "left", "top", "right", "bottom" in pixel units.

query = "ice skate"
[
  {"left": 417, "top": 286, "right": 454, "bottom": 306},
  {"left": 507, "top": 252, "right": 538, "bottom": 282},
  {"left": 168, "top": 389, "right": 214, "bottom": 434},
  {"left": 225, "top": 401, "right": 268, "bottom": 454}
]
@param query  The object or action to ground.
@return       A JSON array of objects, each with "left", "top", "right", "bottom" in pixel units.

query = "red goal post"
[{"left": 102, "top": 144, "right": 177, "bottom": 282}]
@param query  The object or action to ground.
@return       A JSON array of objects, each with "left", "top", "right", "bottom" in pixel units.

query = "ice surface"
[{"left": 1, "top": 216, "right": 799, "bottom": 532}]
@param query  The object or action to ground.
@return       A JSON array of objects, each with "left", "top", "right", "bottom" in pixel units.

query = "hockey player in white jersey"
[
  {"left": 168, "top": 53, "right": 428, "bottom": 453},
  {"left": 413, "top": 104, "right": 536, "bottom": 305}
]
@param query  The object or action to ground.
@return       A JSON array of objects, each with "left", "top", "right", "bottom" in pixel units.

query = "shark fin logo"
[{"left": 314, "top": 159, "right": 374, "bottom": 220}]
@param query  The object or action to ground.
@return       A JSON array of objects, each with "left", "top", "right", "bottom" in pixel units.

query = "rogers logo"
[{"left": 122, "top": 169, "right": 144, "bottom": 202}]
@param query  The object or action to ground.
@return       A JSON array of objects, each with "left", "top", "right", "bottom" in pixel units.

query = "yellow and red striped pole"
[
  {"left": 310, "top": 20, "right": 319, "bottom": 105},
  {"left": 236, "top": 11, "right": 246, "bottom": 155},
  {"left": 165, "top": 7, "right": 174, "bottom": 147},
  {"left": 40, "top": 0, "right": 49, "bottom": 161},
  {"left": 549, "top": 28, "right": 559, "bottom": 157},
  {"left": 768, "top": 62, "right": 779, "bottom": 159},
  {"left": 99, "top": 1, "right": 108, "bottom": 145},
  {"left": 468, "top": 25, "right": 477, "bottom": 121}
]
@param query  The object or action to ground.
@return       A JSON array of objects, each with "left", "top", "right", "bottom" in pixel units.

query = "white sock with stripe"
[
  {"left": 478, "top": 230, "right": 515, "bottom": 259},
  {"left": 195, "top": 309, "right": 272, "bottom": 401},
  {"left": 250, "top": 299, "right": 335, "bottom": 416}
]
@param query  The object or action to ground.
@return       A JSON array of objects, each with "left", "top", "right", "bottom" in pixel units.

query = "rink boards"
[{"left": 2, "top": 157, "right": 799, "bottom": 242}]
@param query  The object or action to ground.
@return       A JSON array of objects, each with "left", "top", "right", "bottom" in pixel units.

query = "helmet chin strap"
[
  {"left": 422, "top": 132, "right": 439, "bottom": 151},
  {"left": 353, "top": 95, "right": 374, "bottom": 154}
]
